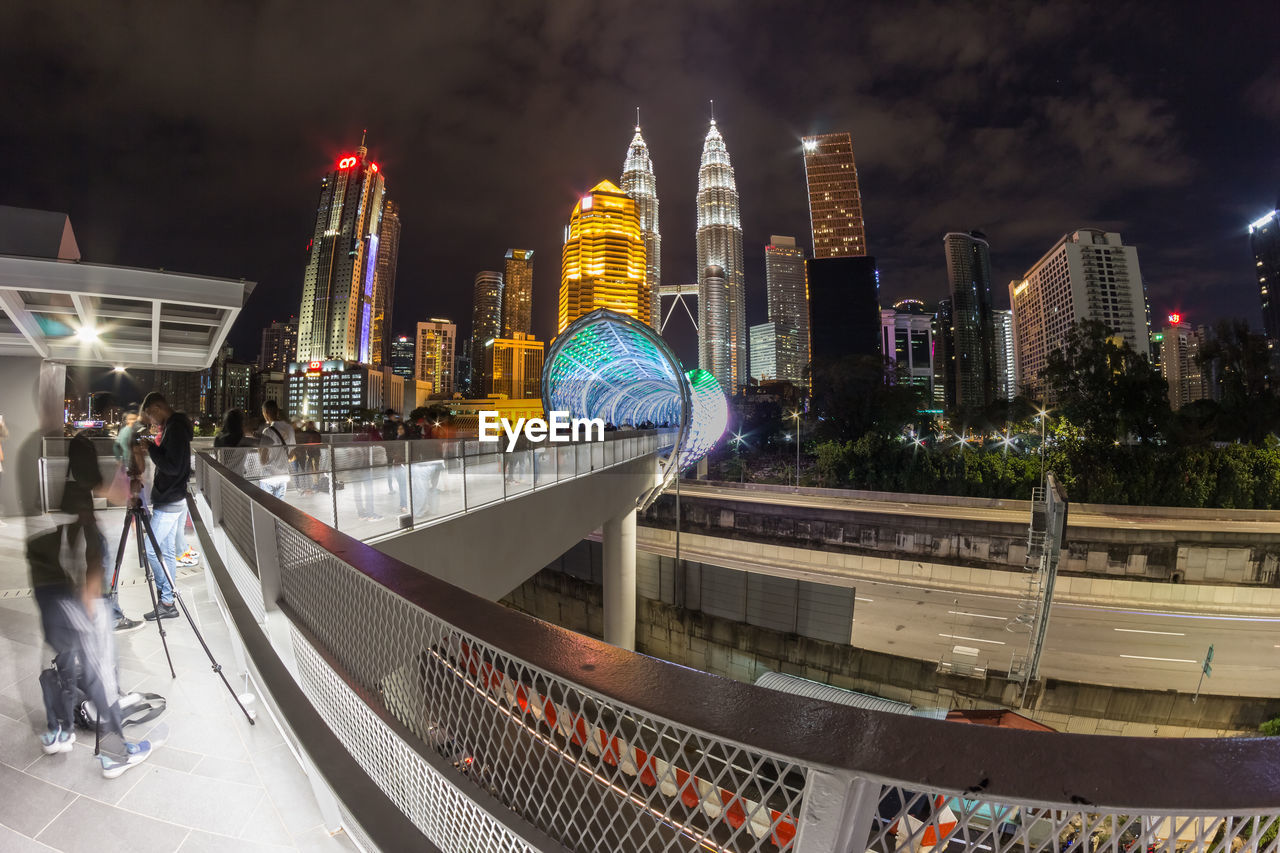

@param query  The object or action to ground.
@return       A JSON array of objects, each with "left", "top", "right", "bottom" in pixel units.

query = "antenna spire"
[
  {"left": 709, "top": 99, "right": 715, "bottom": 123},
  {"left": 360, "top": 128, "right": 367, "bottom": 147},
  {"left": 635, "top": 106, "right": 640, "bottom": 132}
]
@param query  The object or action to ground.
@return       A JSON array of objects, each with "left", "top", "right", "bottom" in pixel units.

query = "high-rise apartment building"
[
  {"left": 471, "top": 271, "right": 504, "bottom": 396},
  {"left": 1250, "top": 207, "right": 1280, "bottom": 346},
  {"left": 455, "top": 337, "right": 473, "bottom": 397},
  {"left": 296, "top": 138, "right": 399, "bottom": 365},
  {"left": 1009, "top": 229, "right": 1151, "bottom": 403},
  {"left": 502, "top": 249, "right": 534, "bottom": 338},
  {"left": 933, "top": 299, "right": 952, "bottom": 407},
  {"left": 801, "top": 132, "right": 867, "bottom": 259},
  {"left": 993, "top": 309, "right": 1017, "bottom": 401},
  {"left": 943, "top": 231, "right": 996, "bottom": 409},
  {"left": 749, "top": 322, "right": 778, "bottom": 381},
  {"left": 621, "top": 124, "right": 662, "bottom": 329},
  {"left": 880, "top": 302, "right": 934, "bottom": 394},
  {"left": 558, "top": 180, "right": 649, "bottom": 332},
  {"left": 371, "top": 199, "right": 401, "bottom": 367},
  {"left": 765, "top": 236, "right": 809, "bottom": 383},
  {"left": 1161, "top": 315, "right": 1210, "bottom": 410},
  {"left": 416, "top": 319, "right": 457, "bottom": 398},
  {"left": 390, "top": 335, "right": 415, "bottom": 379},
  {"left": 259, "top": 317, "right": 298, "bottom": 372},
  {"left": 696, "top": 119, "right": 746, "bottom": 391},
  {"left": 486, "top": 333, "right": 545, "bottom": 400}
]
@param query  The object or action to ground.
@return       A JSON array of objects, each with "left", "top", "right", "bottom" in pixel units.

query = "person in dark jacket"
[
  {"left": 135, "top": 392, "right": 191, "bottom": 621},
  {"left": 213, "top": 409, "right": 245, "bottom": 447}
]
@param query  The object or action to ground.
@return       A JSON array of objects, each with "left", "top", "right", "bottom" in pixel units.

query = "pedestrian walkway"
[{"left": 0, "top": 510, "right": 359, "bottom": 852}]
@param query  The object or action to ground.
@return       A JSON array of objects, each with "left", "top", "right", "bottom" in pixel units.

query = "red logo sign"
[
  {"left": 308, "top": 360, "right": 322, "bottom": 372},
  {"left": 338, "top": 156, "right": 358, "bottom": 169},
  {"left": 1168, "top": 312, "right": 1182, "bottom": 325}
]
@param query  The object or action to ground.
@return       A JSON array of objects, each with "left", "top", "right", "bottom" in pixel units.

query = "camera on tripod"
[{"left": 125, "top": 426, "right": 151, "bottom": 478}]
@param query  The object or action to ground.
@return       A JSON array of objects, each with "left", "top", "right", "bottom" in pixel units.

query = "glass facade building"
[
  {"left": 943, "top": 231, "right": 996, "bottom": 409},
  {"left": 1250, "top": 209, "right": 1280, "bottom": 346},
  {"left": 696, "top": 119, "right": 746, "bottom": 392},
  {"left": 764, "top": 236, "right": 809, "bottom": 384},
  {"left": 502, "top": 249, "right": 534, "bottom": 338},
  {"left": 487, "top": 332, "right": 544, "bottom": 400},
  {"left": 749, "top": 322, "right": 778, "bottom": 381},
  {"left": 558, "top": 180, "right": 649, "bottom": 333},
  {"left": 471, "top": 271, "right": 504, "bottom": 396},
  {"left": 390, "top": 335, "right": 415, "bottom": 379},
  {"left": 801, "top": 132, "right": 867, "bottom": 259},
  {"left": 621, "top": 125, "right": 662, "bottom": 329}
]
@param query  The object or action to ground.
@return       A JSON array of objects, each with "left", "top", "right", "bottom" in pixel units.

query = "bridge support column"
[{"left": 603, "top": 507, "right": 637, "bottom": 650}]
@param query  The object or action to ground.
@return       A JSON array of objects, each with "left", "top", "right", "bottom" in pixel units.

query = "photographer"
[{"left": 135, "top": 392, "right": 191, "bottom": 622}]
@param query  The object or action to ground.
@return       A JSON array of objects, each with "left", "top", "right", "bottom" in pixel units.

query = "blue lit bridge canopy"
[{"left": 542, "top": 309, "right": 727, "bottom": 481}]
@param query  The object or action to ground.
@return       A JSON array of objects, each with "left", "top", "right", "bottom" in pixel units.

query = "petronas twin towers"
[{"left": 618, "top": 116, "right": 745, "bottom": 392}]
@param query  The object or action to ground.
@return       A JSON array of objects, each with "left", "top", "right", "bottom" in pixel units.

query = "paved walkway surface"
[{"left": 0, "top": 510, "right": 360, "bottom": 853}]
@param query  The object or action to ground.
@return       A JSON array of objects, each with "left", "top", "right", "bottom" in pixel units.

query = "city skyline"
[{"left": 3, "top": 3, "right": 1277, "bottom": 373}]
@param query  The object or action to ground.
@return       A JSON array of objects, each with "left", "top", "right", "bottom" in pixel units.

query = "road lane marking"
[
  {"left": 948, "top": 610, "right": 1006, "bottom": 621},
  {"left": 1119, "top": 654, "right": 1196, "bottom": 663},
  {"left": 856, "top": 596, "right": 874, "bottom": 602},
  {"left": 938, "top": 633, "right": 1006, "bottom": 645},
  {"left": 952, "top": 645, "right": 980, "bottom": 656},
  {"left": 1113, "top": 628, "right": 1186, "bottom": 636}
]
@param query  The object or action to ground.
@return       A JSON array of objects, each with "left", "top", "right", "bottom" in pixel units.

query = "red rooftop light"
[{"left": 338, "top": 156, "right": 358, "bottom": 169}]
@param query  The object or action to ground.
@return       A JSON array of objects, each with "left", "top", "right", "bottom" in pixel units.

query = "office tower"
[
  {"left": 765, "top": 236, "right": 809, "bottom": 383},
  {"left": 621, "top": 122, "right": 662, "bottom": 328},
  {"left": 296, "top": 137, "right": 397, "bottom": 364},
  {"left": 1161, "top": 315, "right": 1209, "bottom": 410},
  {"left": 259, "top": 317, "right": 298, "bottom": 372},
  {"left": 932, "top": 300, "right": 952, "bottom": 407},
  {"left": 415, "top": 319, "right": 457, "bottom": 397},
  {"left": 371, "top": 199, "right": 401, "bottom": 367},
  {"left": 749, "top": 322, "right": 778, "bottom": 381},
  {"left": 801, "top": 132, "right": 868, "bottom": 259},
  {"left": 943, "top": 231, "right": 996, "bottom": 409},
  {"left": 1009, "top": 229, "right": 1151, "bottom": 403},
  {"left": 993, "top": 309, "right": 1017, "bottom": 401},
  {"left": 696, "top": 119, "right": 746, "bottom": 391},
  {"left": 806, "top": 256, "right": 881, "bottom": 369},
  {"left": 558, "top": 180, "right": 649, "bottom": 332},
  {"left": 471, "top": 272, "right": 504, "bottom": 396},
  {"left": 390, "top": 335, "right": 415, "bottom": 379},
  {"left": 455, "top": 337, "right": 473, "bottom": 397},
  {"left": 880, "top": 303, "right": 934, "bottom": 394},
  {"left": 502, "top": 249, "right": 534, "bottom": 338},
  {"left": 486, "top": 333, "right": 545, "bottom": 399},
  {"left": 1250, "top": 206, "right": 1280, "bottom": 346}
]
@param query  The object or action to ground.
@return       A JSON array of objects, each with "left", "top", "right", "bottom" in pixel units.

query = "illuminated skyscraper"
[
  {"left": 486, "top": 332, "right": 545, "bottom": 399},
  {"left": 296, "top": 136, "right": 397, "bottom": 364},
  {"left": 415, "top": 319, "right": 456, "bottom": 397},
  {"left": 390, "top": 334, "right": 415, "bottom": 379},
  {"left": 371, "top": 199, "right": 401, "bottom": 367},
  {"left": 943, "top": 231, "right": 996, "bottom": 409},
  {"left": 502, "top": 249, "right": 534, "bottom": 338},
  {"left": 1250, "top": 207, "right": 1280, "bottom": 346},
  {"left": 259, "top": 317, "right": 297, "bottom": 372},
  {"left": 696, "top": 119, "right": 746, "bottom": 392},
  {"left": 621, "top": 122, "right": 662, "bottom": 328},
  {"left": 558, "top": 179, "right": 649, "bottom": 332},
  {"left": 765, "top": 236, "right": 809, "bottom": 383},
  {"left": 1161, "top": 315, "right": 1209, "bottom": 410},
  {"left": 801, "top": 132, "right": 867, "bottom": 259},
  {"left": 471, "top": 271, "right": 504, "bottom": 395}
]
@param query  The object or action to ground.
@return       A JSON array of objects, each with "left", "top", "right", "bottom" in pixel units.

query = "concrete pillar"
[
  {"left": 0, "top": 357, "right": 67, "bottom": 518},
  {"left": 603, "top": 507, "right": 637, "bottom": 649}
]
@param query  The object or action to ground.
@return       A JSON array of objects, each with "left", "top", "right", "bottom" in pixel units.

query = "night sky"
[{"left": 4, "top": 1, "right": 1278, "bottom": 371}]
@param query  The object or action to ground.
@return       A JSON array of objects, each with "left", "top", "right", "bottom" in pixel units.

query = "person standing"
[
  {"left": 257, "top": 401, "right": 295, "bottom": 499},
  {"left": 136, "top": 392, "right": 191, "bottom": 622},
  {"left": 294, "top": 420, "right": 323, "bottom": 495}
]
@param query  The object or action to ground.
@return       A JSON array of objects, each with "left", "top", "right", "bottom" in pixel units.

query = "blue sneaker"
[
  {"left": 100, "top": 739, "right": 152, "bottom": 778},
  {"left": 39, "top": 727, "right": 75, "bottom": 754}
]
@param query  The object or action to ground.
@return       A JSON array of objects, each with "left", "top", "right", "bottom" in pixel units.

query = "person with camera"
[{"left": 135, "top": 392, "right": 191, "bottom": 622}]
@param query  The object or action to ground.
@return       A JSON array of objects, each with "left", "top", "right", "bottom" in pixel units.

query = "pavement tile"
[
  {"left": 117, "top": 764, "right": 264, "bottom": 835},
  {"left": 35, "top": 795, "right": 190, "bottom": 853},
  {"left": 0, "top": 760, "right": 79, "bottom": 838},
  {"left": 178, "top": 828, "right": 293, "bottom": 853}
]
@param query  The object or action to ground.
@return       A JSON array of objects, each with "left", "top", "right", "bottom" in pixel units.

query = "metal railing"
[{"left": 191, "top": 438, "right": 1280, "bottom": 853}]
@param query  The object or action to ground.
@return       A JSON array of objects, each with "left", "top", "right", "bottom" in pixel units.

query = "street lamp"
[
  {"left": 732, "top": 431, "right": 746, "bottom": 483},
  {"left": 789, "top": 409, "right": 801, "bottom": 487},
  {"left": 1036, "top": 408, "right": 1050, "bottom": 489}
]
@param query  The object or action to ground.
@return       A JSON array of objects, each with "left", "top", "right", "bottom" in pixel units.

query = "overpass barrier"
[{"left": 191, "top": 438, "right": 1280, "bottom": 853}]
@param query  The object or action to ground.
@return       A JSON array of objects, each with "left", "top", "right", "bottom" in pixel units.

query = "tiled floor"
[{"left": 0, "top": 510, "right": 359, "bottom": 852}]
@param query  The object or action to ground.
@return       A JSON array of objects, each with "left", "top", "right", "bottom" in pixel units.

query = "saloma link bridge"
[{"left": 187, "top": 310, "right": 1280, "bottom": 853}]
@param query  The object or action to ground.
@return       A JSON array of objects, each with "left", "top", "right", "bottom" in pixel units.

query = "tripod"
[{"left": 105, "top": 472, "right": 256, "bottom": 742}]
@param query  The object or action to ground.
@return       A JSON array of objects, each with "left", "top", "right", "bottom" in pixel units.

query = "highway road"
[
  {"left": 675, "top": 481, "right": 1280, "bottom": 535},
  {"left": 635, "top": 534, "right": 1280, "bottom": 698}
]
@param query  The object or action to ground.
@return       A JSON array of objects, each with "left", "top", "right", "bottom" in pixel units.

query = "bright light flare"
[{"left": 75, "top": 325, "right": 98, "bottom": 343}]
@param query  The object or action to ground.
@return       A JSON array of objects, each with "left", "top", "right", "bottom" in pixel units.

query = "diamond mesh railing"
[{"left": 192, "top": 436, "right": 1280, "bottom": 853}]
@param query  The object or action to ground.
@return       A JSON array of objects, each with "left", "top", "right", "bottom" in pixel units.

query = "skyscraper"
[
  {"left": 801, "top": 132, "right": 867, "bottom": 259},
  {"left": 749, "top": 322, "right": 777, "bottom": 381},
  {"left": 471, "top": 271, "right": 504, "bottom": 396},
  {"left": 621, "top": 122, "right": 662, "bottom": 329},
  {"left": 1250, "top": 207, "right": 1280, "bottom": 346},
  {"left": 696, "top": 119, "right": 746, "bottom": 392},
  {"left": 415, "top": 319, "right": 456, "bottom": 398},
  {"left": 1161, "top": 315, "right": 1209, "bottom": 410},
  {"left": 993, "top": 309, "right": 1017, "bottom": 401},
  {"left": 558, "top": 180, "right": 649, "bottom": 332},
  {"left": 259, "top": 317, "right": 298, "bottom": 372},
  {"left": 371, "top": 199, "right": 401, "bottom": 367},
  {"left": 880, "top": 302, "right": 935, "bottom": 395},
  {"left": 764, "top": 236, "right": 809, "bottom": 383},
  {"left": 296, "top": 137, "right": 397, "bottom": 365},
  {"left": 390, "top": 334, "right": 415, "bottom": 379},
  {"left": 943, "top": 231, "right": 996, "bottom": 409},
  {"left": 486, "top": 333, "right": 545, "bottom": 399},
  {"left": 502, "top": 249, "right": 534, "bottom": 338},
  {"left": 806, "top": 256, "right": 881, "bottom": 367},
  {"left": 1009, "top": 229, "right": 1151, "bottom": 403}
]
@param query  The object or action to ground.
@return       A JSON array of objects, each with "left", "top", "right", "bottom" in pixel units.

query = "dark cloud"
[{"left": 2, "top": 0, "right": 1276, "bottom": 368}]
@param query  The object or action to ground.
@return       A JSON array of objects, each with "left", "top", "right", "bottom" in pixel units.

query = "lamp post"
[
  {"left": 789, "top": 409, "right": 801, "bottom": 488},
  {"left": 732, "top": 432, "right": 745, "bottom": 483},
  {"left": 1036, "top": 408, "right": 1049, "bottom": 490}
]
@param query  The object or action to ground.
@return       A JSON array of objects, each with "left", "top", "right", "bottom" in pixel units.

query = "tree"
[
  {"left": 1198, "top": 319, "right": 1280, "bottom": 445},
  {"left": 1041, "top": 320, "right": 1168, "bottom": 444}
]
